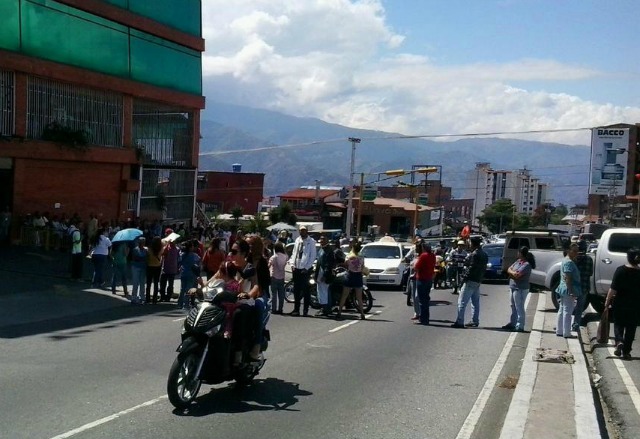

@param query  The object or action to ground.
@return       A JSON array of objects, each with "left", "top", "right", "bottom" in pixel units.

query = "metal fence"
[
  {"left": 133, "top": 100, "right": 193, "bottom": 166},
  {"left": 0, "top": 70, "right": 14, "bottom": 136},
  {"left": 140, "top": 167, "right": 195, "bottom": 221},
  {"left": 26, "top": 76, "right": 123, "bottom": 147}
]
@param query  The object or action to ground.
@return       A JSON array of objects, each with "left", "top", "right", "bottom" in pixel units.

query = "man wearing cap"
[
  {"left": 452, "top": 236, "right": 488, "bottom": 328},
  {"left": 288, "top": 225, "right": 317, "bottom": 316}
]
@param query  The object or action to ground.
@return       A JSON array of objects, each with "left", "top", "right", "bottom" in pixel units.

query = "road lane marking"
[
  {"left": 567, "top": 337, "right": 600, "bottom": 438},
  {"left": 455, "top": 293, "right": 533, "bottom": 439},
  {"left": 607, "top": 346, "right": 640, "bottom": 417},
  {"left": 172, "top": 317, "right": 186, "bottom": 322},
  {"left": 498, "top": 292, "right": 545, "bottom": 439},
  {"left": 329, "top": 311, "right": 381, "bottom": 333},
  {"left": 49, "top": 395, "right": 167, "bottom": 439}
]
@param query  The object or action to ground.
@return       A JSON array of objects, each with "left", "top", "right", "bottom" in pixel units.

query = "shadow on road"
[
  {"left": 0, "top": 303, "right": 185, "bottom": 339},
  {"left": 177, "top": 378, "right": 313, "bottom": 416}
]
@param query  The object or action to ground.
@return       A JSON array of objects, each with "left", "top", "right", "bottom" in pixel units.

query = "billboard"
[{"left": 589, "top": 128, "right": 629, "bottom": 195}]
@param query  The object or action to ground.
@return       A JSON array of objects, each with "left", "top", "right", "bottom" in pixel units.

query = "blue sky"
[{"left": 201, "top": 0, "right": 640, "bottom": 145}]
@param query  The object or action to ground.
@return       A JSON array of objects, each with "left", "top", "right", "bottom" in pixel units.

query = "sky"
[{"left": 200, "top": 0, "right": 640, "bottom": 146}]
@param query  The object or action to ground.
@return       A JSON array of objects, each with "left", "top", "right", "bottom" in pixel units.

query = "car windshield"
[
  {"left": 484, "top": 246, "right": 504, "bottom": 258},
  {"left": 361, "top": 245, "right": 401, "bottom": 259}
]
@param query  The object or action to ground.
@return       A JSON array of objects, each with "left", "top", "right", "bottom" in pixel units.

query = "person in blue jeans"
[
  {"left": 130, "top": 237, "right": 148, "bottom": 305},
  {"left": 452, "top": 236, "right": 488, "bottom": 328},
  {"left": 177, "top": 240, "right": 202, "bottom": 310},
  {"left": 503, "top": 246, "right": 534, "bottom": 332},
  {"left": 111, "top": 242, "right": 129, "bottom": 297},
  {"left": 556, "top": 244, "right": 581, "bottom": 338}
]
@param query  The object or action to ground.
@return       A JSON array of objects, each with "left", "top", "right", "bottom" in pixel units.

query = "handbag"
[{"left": 596, "top": 308, "right": 610, "bottom": 344}]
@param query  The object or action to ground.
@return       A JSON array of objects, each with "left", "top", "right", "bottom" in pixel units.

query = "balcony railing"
[{"left": 0, "top": 70, "right": 14, "bottom": 136}]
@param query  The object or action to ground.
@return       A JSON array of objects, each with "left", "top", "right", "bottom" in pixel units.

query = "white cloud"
[{"left": 200, "top": 1, "right": 640, "bottom": 146}]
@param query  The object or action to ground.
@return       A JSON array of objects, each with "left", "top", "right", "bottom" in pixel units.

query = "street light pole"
[
  {"left": 345, "top": 137, "right": 360, "bottom": 239},
  {"left": 356, "top": 172, "right": 364, "bottom": 238}
]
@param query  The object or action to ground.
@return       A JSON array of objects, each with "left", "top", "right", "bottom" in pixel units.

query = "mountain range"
[{"left": 198, "top": 102, "right": 591, "bottom": 206}]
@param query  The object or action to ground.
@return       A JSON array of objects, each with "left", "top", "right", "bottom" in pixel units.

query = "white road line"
[
  {"left": 567, "top": 338, "right": 600, "bottom": 438},
  {"left": 328, "top": 311, "right": 381, "bottom": 333},
  {"left": 607, "top": 346, "right": 640, "bottom": 417},
  {"left": 49, "top": 396, "right": 167, "bottom": 439},
  {"left": 498, "top": 292, "right": 546, "bottom": 439},
  {"left": 455, "top": 293, "right": 532, "bottom": 439},
  {"left": 172, "top": 317, "right": 186, "bottom": 322}
]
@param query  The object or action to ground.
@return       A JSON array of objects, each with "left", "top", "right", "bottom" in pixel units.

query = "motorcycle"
[
  {"left": 166, "top": 286, "right": 271, "bottom": 409},
  {"left": 284, "top": 267, "right": 374, "bottom": 314},
  {"left": 448, "top": 260, "right": 466, "bottom": 295}
]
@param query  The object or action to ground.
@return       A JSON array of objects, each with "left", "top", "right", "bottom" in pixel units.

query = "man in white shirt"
[{"left": 288, "top": 225, "right": 317, "bottom": 316}]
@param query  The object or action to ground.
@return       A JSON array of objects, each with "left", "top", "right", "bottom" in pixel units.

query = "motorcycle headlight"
[
  {"left": 486, "top": 262, "right": 492, "bottom": 268},
  {"left": 385, "top": 267, "right": 400, "bottom": 274}
]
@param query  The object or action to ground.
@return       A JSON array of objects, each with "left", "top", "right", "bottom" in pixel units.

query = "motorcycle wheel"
[
  {"left": 284, "top": 281, "right": 295, "bottom": 303},
  {"left": 167, "top": 351, "right": 202, "bottom": 409},
  {"left": 309, "top": 283, "right": 321, "bottom": 309},
  {"left": 350, "top": 289, "right": 373, "bottom": 314}
]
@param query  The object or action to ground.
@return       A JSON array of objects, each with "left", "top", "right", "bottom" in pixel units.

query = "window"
[
  {"left": 360, "top": 245, "right": 401, "bottom": 259},
  {"left": 508, "top": 237, "right": 530, "bottom": 249},
  {"left": 608, "top": 233, "right": 640, "bottom": 254},
  {"left": 27, "top": 76, "right": 123, "bottom": 147},
  {"left": 133, "top": 100, "right": 193, "bottom": 166},
  {"left": 534, "top": 237, "right": 557, "bottom": 250},
  {"left": 0, "top": 70, "right": 14, "bottom": 136},
  {"left": 139, "top": 168, "right": 195, "bottom": 220},
  {"left": 103, "top": 0, "right": 202, "bottom": 36},
  {"left": 126, "top": 192, "right": 138, "bottom": 211}
]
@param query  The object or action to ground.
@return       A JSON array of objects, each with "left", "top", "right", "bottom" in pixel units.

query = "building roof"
[
  {"left": 371, "top": 197, "right": 431, "bottom": 213},
  {"left": 280, "top": 188, "right": 341, "bottom": 199}
]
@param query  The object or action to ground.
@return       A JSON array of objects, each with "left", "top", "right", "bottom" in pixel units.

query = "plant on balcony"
[{"left": 41, "top": 122, "right": 90, "bottom": 150}]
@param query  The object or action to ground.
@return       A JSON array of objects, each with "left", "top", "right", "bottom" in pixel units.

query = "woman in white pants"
[{"left": 555, "top": 244, "right": 581, "bottom": 338}]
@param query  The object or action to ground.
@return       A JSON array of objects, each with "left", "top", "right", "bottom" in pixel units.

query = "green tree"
[
  {"left": 230, "top": 205, "right": 244, "bottom": 224},
  {"left": 267, "top": 203, "right": 297, "bottom": 226},
  {"left": 477, "top": 199, "right": 518, "bottom": 233},
  {"left": 246, "top": 215, "right": 269, "bottom": 235}
]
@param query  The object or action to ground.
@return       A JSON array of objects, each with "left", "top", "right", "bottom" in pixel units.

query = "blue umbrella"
[{"left": 111, "top": 228, "right": 143, "bottom": 243}]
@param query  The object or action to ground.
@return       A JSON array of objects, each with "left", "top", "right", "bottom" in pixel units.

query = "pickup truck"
[{"left": 504, "top": 228, "right": 640, "bottom": 312}]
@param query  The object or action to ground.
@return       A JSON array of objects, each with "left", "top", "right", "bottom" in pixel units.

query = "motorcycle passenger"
[
  {"left": 315, "top": 235, "right": 338, "bottom": 317},
  {"left": 447, "top": 240, "right": 468, "bottom": 287},
  {"left": 246, "top": 235, "right": 271, "bottom": 361},
  {"left": 337, "top": 241, "right": 366, "bottom": 320},
  {"left": 229, "top": 239, "right": 260, "bottom": 366}
]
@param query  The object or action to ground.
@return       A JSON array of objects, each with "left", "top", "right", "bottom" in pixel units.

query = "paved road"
[{"left": 2, "top": 281, "right": 528, "bottom": 439}]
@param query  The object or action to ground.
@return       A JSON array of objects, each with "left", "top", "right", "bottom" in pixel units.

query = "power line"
[{"left": 198, "top": 126, "right": 594, "bottom": 156}]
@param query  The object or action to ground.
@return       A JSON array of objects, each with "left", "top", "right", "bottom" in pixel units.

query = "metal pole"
[
  {"left": 345, "top": 137, "right": 360, "bottom": 238},
  {"left": 413, "top": 186, "right": 419, "bottom": 238},
  {"left": 356, "top": 173, "right": 364, "bottom": 238}
]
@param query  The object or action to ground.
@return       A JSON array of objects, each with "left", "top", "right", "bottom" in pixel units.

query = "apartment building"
[{"left": 465, "top": 162, "right": 549, "bottom": 225}]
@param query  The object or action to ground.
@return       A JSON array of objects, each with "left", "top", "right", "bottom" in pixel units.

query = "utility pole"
[
  {"left": 345, "top": 137, "right": 360, "bottom": 238},
  {"left": 356, "top": 172, "right": 364, "bottom": 238}
]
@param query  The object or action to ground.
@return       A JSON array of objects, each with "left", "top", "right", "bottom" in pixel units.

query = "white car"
[{"left": 360, "top": 240, "right": 407, "bottom": 289}]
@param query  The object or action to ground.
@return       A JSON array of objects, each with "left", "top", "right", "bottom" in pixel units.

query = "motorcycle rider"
[
  {"left": 446, "top": 240, "right": 468, "bottom": 291},
  {"left": 315, "top": 235, "right": 338, "bottom": 316}
]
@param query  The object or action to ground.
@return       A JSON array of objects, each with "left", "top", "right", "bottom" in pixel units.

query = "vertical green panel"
[
  {"left": 21, "top": 1, "right": 130, "bottom": 78},
  {"left": 130, "top": 36, "right": 201, "bottom": 94},
  {"left": 129, "top": 0, "right": 201, "bottom": 36},
  {"left": 0, "top": 0, "right": 21, "bottom": 51}
]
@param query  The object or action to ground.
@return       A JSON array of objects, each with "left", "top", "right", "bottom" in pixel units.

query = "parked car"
[
  {"left": 359, "top": 239, "right": 407, "bottom": 289},
  {"left": 483, "top": 243, "right": 506, "bottom": 280}
]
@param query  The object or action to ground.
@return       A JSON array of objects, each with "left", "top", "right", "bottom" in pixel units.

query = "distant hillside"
[{"left": 198, "top": 102, "right": 590, "bottom": 205}]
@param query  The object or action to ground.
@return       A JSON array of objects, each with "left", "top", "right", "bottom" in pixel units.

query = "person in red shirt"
[{"left": 414, "top": 242, "right": 436, "bottom": 325}]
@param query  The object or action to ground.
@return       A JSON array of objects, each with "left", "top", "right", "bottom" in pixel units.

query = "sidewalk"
[{"left": 497, "top": 292, "right": 602, "bottom": 438}]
